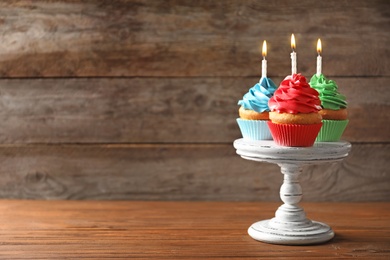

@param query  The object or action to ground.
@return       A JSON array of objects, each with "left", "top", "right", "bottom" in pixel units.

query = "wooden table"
[{"left": 0, "top": 200, "right": 389, "bottom": 259}]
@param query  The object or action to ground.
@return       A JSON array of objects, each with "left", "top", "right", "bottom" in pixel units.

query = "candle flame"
[
  {"left": 291, "top": 34, "right": 296, "bottom": 51},
  {"left": 317, "top": 39, "right": 322, "bottom": 54},
  {"left": 262, "top": 40, "right": 267, "bottom": 58}
]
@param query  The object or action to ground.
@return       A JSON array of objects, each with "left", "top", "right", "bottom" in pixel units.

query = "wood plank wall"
[{"left": 0, "top": 0, "right": 389, "bottom": 201}]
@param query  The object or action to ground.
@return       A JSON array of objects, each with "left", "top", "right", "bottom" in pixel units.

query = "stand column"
[{"left": 273, "top": 164, "right": 307, "bottom": 225}]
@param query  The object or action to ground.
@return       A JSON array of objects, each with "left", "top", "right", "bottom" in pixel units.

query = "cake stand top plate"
[{"left": 233, "top": 139, "right": 351, "bottom": 164}]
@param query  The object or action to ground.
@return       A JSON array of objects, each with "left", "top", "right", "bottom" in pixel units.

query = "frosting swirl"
[
  {"left": 309, "top": 74, "right": 347, "bottom": 110},
  {"left": 268, "top": 74, "right": 321, "bottom": 114},
  {"left": 238, "top": 77, "right": 277, "bottom": 113}
]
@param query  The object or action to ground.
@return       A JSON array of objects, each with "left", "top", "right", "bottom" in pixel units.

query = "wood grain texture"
[
  {"left": 0, "top": 0, "right": 388, "bottom": 202},
  {"left": 0, "top": 200, "right": 389, "bottom": 259},
  {"left": 0, "top": 0, "right": 388, "bottom": 77},
  {"left": 0, "top": 77, "right": 388, "bottom": 144},
  {"left": 0, "top": 143, "right": 388, "bottom": 201}
]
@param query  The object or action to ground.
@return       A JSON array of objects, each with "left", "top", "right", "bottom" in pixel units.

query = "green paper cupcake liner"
[
  {"left": 316, "top": 119, "right": 349, "bottom": 142},
  {"left": 236, "top": 118, "right": 273, "bottom": 140}
]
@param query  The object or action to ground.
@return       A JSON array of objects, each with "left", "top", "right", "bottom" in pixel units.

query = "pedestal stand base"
[
  {"left": 233, "top": 139, "right": 351, "bottom": 246},
  {"left": 248, "top": 219, "right": 334, "bottom": 245}
]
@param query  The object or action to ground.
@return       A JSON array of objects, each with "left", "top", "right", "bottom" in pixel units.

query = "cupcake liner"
[
  {"left": 267, "top": 121, "right": 323, "bottom": 147},
  {"left": 236, "top": 118, "right": 273, "bottom": 140},
  {"left": 316, "top": 119, "right": 349, "bottom": 142}
]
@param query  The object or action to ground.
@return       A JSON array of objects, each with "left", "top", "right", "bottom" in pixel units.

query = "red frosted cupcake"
[{"left": 268, "top": 74, "right": 322, "bottom": 147}]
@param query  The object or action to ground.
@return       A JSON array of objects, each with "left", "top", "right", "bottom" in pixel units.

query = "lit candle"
[
  {"left": 261, "top": 40, "right": 267, "bottom": 79},
  {"left": 316, "top": 38, "right": 322, "bottom": 76},
  {"left": 291, "top": 34, "right": 297, "bottom": 75}
]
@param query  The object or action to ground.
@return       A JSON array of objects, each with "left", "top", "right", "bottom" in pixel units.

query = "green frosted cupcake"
[{"left": 309, "top": 74, "right": 348, "bottom": 142}]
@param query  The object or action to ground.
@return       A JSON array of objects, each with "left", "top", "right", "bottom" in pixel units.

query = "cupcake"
[
  {"left": 309, "top": 74, "right": 348, "bottom": 142},
  {"left": 237, "top": 77, "right": 277, "bottom": 140},
  {"left": 268, "top": 73, "right": 322, "bottom": 147}
]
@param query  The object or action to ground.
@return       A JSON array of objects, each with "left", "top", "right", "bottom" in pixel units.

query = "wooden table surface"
[{"left": 0, "top": 200, "right": 389, "bottom": 259}]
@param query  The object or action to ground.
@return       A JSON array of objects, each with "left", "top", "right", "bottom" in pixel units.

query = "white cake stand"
[{"left": 233, "top": 139, "right": 351, "bottom": 245}]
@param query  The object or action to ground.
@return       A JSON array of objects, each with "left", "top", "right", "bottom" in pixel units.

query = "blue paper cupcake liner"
[{"left": 236, "top": 118, "right": 273, "bottom": 140}]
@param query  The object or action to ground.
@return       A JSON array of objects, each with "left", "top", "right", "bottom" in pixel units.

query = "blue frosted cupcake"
[{"left": 237, "top": 77, "right": 277, "bottom": 140}]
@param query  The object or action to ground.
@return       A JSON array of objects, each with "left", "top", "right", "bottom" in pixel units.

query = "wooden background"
[{"left": 0, "top": 0, "right": 388, "bottom": 201}]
